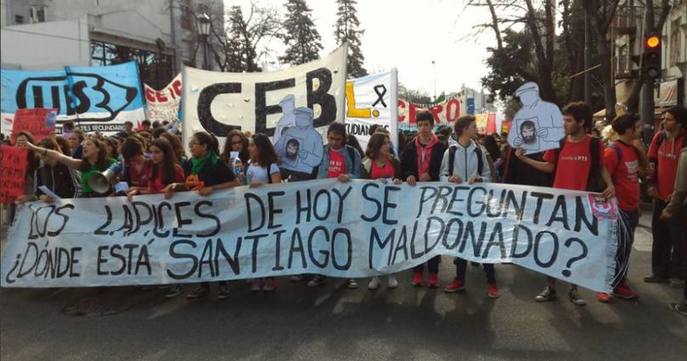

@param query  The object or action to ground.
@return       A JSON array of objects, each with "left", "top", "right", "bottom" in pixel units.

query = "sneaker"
[
  {"left": 535, "top": 286, "right": 556, "bottom": 302},
  {"left": 262, "top": 278, "right": 276, "bottom": 292},
  {"left": 444, "top": 278, "right": 465, "bottom": 293},
  {"left": 612, "top": 283, "right": 639, "bottom": 300},
  {"left": 596, "top": 292, "right": 611, "bottom": 303},
  {"left": 368, "top": 277, "right": 381, "bottom": 290},
  {"left": 670, "top": 301, "right": 687, "bottom": 317},
  {"left": 307, "top": 275, "right": 324, "bottom": 288},
  {"left": 387, "top": 276, "right": 398, "bottom": 289},
  {"left": 186, "top": 285, "right": 209, "bottom": 300},
  {"left": 217, "top": 285, "right": 230, "bottom": 300},
  {"left": 643, "top": 274, "right": 669, "bottom": 283},
  {"left": 250, "top": 279, "right": 262, "bottom": 292},
  {"left": 164, "top": 284, "right": 183, "bottom": 299},
  {"left": 568, "top": 287, "right": 586, "bottom": 306},
  {"left": 346, "top": 279, "right": 358, "bottom": 289},
  {"left": 428, "top": 273, "right": 439, "bottom": 288},
  {"left": 487, "top": 282, "right": 500, "bottom": 299},
  {"left": 289, "top": 275, "right": 303, "bottom": 282},
  {"left": 412, "top": 271, "right": 424, "bottom": 287}
]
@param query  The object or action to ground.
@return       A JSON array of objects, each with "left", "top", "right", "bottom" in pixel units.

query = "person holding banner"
[
  {"left": 118, "top": 138, "right": 148, "bottom": 190},
  {"left": 362, "top": 133, "right": 402, "bottom": 290},
  {"left": 125, "top": 137, "right": 186, "bottom": 298},
  {"left": 308, "top": 123, "right": 362, "bottom": 289},
  {"left": 439, "top": 116, "right": 499, "bottom": 298},
  {"left": 221, "top": 130, "right": 250, "bottom": 183},
  {"left": 245, "top": 133, "right": 283, "bottom": 292},
  {"left": 597, "top": 113, "right": 645, "bottom": 302},
  {"left": 159, "top": 132, "right": 186, "bottom": 164},
  {"left": 516, "top": 102, "right": 615, "bottom": 306},
  {"left": 19, "top": 135, "right": 116, "bottom": 197},
  {"left": 12, "top": 132, "right": 41, "bottom": 205},
  {"left": 399, "top": 111, "right": 447, "bottom": 288},
  {"left": 164, "top": 131, "right": 238, "bottom": 300}
]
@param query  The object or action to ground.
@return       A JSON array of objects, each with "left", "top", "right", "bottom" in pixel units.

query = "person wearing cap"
[{"left": 274, "top": 107, "right": 324, "bottom": 181}]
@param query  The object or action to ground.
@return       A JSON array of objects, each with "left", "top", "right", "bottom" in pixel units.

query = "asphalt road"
[{"left": 1, "top": 213, "right": 685, "bottom": 361}]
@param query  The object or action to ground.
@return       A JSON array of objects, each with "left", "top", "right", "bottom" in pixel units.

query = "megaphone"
[{"left": 88, "top": 162, "right": 123, "bottom": 194}]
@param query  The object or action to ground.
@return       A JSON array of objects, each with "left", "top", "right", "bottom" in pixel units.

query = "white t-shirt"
[{"left": 246, "top": 162, "right": 280, "bottom": 183}]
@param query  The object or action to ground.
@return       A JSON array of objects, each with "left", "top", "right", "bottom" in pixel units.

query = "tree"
[
  {"left": 481, "top": 29, "right": 535, "bottom": 103},
  {"left": 280, "top": 0, "right": 323, "bottom": 65},
  {"left": 334, "top": 0, "right": 367, "bottom": 77},
  {"left": 398, "top": 84, "right": 433, "bottom": 104},
  {"left": 224, "top": 4, "right": 282, "bottom": 72}
]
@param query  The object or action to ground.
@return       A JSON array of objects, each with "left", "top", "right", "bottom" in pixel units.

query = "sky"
[{"left": 223, "top": 0, "right": 498, "bottom": 97}]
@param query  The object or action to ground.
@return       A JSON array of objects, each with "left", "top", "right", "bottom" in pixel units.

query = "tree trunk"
[{"left": 597, "top": 36, "right": 617, "bottom": 121}]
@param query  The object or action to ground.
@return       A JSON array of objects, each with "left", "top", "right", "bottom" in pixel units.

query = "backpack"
[
  {"left": 608, "top": 141, "right": 641, "bottom": 173},
  {"left": 553, "top": 136, "right": 604, "bottom": 192},
  {"left": 447, "top": 145, "right": 484, "bottom": 177}
]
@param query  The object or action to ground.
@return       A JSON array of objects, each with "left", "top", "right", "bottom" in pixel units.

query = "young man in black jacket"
[{"left": 400, "top": 111, "right": 447, "bottom": 288}]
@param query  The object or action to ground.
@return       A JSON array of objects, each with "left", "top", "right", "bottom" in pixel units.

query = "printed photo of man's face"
[
  {"left": 520, "top": 121, "right": 536, "bottom": 144},
  {"left": 286, "top": 139, "right": 300, "bottom": 159}
]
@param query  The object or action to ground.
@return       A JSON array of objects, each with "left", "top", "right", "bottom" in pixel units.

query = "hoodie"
[
  {"left": 440, "top": 139, "right": 491, "bottom": 182},
  {"left": 400, "top": 134, "right": 447, "bottom": 181}
]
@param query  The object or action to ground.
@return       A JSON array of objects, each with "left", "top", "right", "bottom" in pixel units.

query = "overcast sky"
[{"left": 224, "top": 0, "right": 498, "bottom": 97}]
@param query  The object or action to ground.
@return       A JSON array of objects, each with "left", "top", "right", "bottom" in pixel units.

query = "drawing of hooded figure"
[
  {"left": 274, "top": 107, "right": 323, "bottom": 179},
  {"left": 273, "top": 95, "right": 296, "bottom": 144},
  {"left": 507, "top": 82, "right": 564, "bottom": 154}
]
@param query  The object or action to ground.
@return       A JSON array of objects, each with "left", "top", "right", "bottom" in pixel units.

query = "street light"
[
  {"left": 196, "top": 13, "right": 211, "bottom": 70},
  {"left": 432, "top": 60, "right": 436, "bottom": 102}
]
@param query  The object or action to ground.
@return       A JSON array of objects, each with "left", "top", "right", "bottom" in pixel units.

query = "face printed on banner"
[
  {"left": 286, "top": 139, "right": 300, "bottom": 160},
  {"left": 150, "top": 145, "right": 163, "bottom": 164},
  {"left": 520, "top": 121, "right": 537, "bottom": 144}
]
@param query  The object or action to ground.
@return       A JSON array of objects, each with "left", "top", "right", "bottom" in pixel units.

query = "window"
[
  {"left": 14, "top": 15, "right": 24, "bottom": 24},
  {"left": 89, "top": 40, "right": 174, "bottom": 89},
  {"left": 31, "top": 6, "right": 47, "bottom": 23},
  {"left": 669, "top": 20, "right": 681, "bottom": 67}
]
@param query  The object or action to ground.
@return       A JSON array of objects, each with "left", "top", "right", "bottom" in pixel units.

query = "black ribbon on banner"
[{"left": 372, "top": 85, "right": 387, "bottom": 108}]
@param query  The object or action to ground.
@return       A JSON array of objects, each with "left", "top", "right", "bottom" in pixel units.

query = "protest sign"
[
  {"left": 344, "top": 70, "right": 398, "bottom": 151},
  {"left": 182, "top": 46, "right": 347, "bottom": 149},
  {"left": 507, "top": 82, "right": 565, "bottom": 154},
  {"left": 1, "top": 179, "right": 621, "bottom": 292},
  {"left": 0, "top": 145, "right": 28, "bottom": 205},
  {"left": 11, "top": 108, "right": 57, "bottom": 142},
  {"left": 144, "top": 74, "right": 182, "bottom": 124},
  {"left": 1, "top": 62, "right": 146, "bottom": 135},
  {"left": 398, "top": 97, "right": 462, "bottom": 129}
]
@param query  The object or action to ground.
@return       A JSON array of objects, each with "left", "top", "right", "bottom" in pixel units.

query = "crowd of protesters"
[{"left": 2, "top": 102, "right": 686, "bottom": 317}]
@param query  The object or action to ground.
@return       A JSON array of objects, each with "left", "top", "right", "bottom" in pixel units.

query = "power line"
[{"left": 1, "top": 26, "right": 92, "bottom": 43}]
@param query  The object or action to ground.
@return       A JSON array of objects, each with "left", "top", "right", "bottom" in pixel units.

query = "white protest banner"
[
  {"left": 1, "top": 180, "right": 622, "bottom": 292},
  {"left": 344, "top": 70, "right": 398, "bottom": 151},
  {"left": 144, "top": 74, "right": 182, "bottom": 124},
  {"left": 182, "top": 46, "right": 347, "bottom": 150},
  {"left": 397, "top": 97, "right": 462, "bottom": 130}
]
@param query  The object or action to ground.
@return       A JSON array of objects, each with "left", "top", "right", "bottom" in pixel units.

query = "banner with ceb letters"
[
  {"left": 182, "top": 46, "right": 347, "bottom": 150},
  {"left": 0, "top": 179, "right": 622, "bottom": 292},
  {"left": 144, "top": 74, "right": 182, "bottom": 124},
  {"left": 1, "top": 61, "right": 145, "bottom": 135}
]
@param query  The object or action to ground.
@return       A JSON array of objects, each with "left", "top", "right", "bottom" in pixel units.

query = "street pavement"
[{"left": 1, "top": 211, "right": 685, "bottom": 361}]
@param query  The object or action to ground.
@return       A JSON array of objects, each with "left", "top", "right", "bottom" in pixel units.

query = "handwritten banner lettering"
[
  {"left": 0, "top": 180, "right": 620, "bottom": 292},
  {"left": 0, "top": 145, "right": 28, "bottom": 205}
]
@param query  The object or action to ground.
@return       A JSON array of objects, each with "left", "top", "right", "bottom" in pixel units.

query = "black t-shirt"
[{"left": 183, "top": 158, "right": 235, "bottom": 187}]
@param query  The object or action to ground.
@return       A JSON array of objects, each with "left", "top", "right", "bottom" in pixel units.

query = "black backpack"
[{"left": 447, "top": 145, "right": 484, "bottom": 177}]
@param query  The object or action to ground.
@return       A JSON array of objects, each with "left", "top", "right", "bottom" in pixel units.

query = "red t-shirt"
[
  {"left": 647, "top": 131, "right": 685, "bottom": 200},
  {"left": 327, "top": 148, "right": 346, "bottom": 178},
  {"left": 604, "top": 141, "right": 640, "bottom": 211},
  {"left": 543, "top": 135, "right": 604, "bottom": 191},
  {"left": 127, "top": 158, "right": 147, "bottom": 187},
  {"left": 144, "top": 163, "right": 186, "bottom": 194},
  {"left": 370, "top": 158, "right": 396, "bottom": 179}
]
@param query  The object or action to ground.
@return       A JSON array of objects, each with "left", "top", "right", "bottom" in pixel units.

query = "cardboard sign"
[
  {"left": 11, "top": 108, "right": 56, "bottom": 141},
  {"left": 0, "top": 145, "right": 28, "bottom": 204}
]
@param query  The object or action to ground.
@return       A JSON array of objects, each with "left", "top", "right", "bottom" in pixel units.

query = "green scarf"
[{"left": 190, "top": 151, "right": 219, "bottom": 175}]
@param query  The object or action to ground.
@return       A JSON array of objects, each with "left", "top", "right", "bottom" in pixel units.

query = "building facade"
[{"left": 1, "top": 0, "right": 225, "bottom": 88}]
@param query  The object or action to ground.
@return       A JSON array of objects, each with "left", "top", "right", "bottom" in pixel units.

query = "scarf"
[
  {"left": 415, "top": 134, "right": 439, "bottom": 177},
  {"left": 190, "top": 151, "right": 219, "bottom": 175}
]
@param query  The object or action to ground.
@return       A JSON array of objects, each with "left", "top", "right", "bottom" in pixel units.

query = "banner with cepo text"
[
  {"left": 1, "top": 62, "right": 146, "bottom": 135},
  {"left": 344, "top": 70, "right": 398, "bottom": 151},
  {"left": 182, "top": 46, "right": 347, "bottom": 150},
  {"left": 0, "top": 180, "right": 620, "bottom": 292},
  {"left": 144, "top": 74, "right": 182, "bottom": 124}
]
